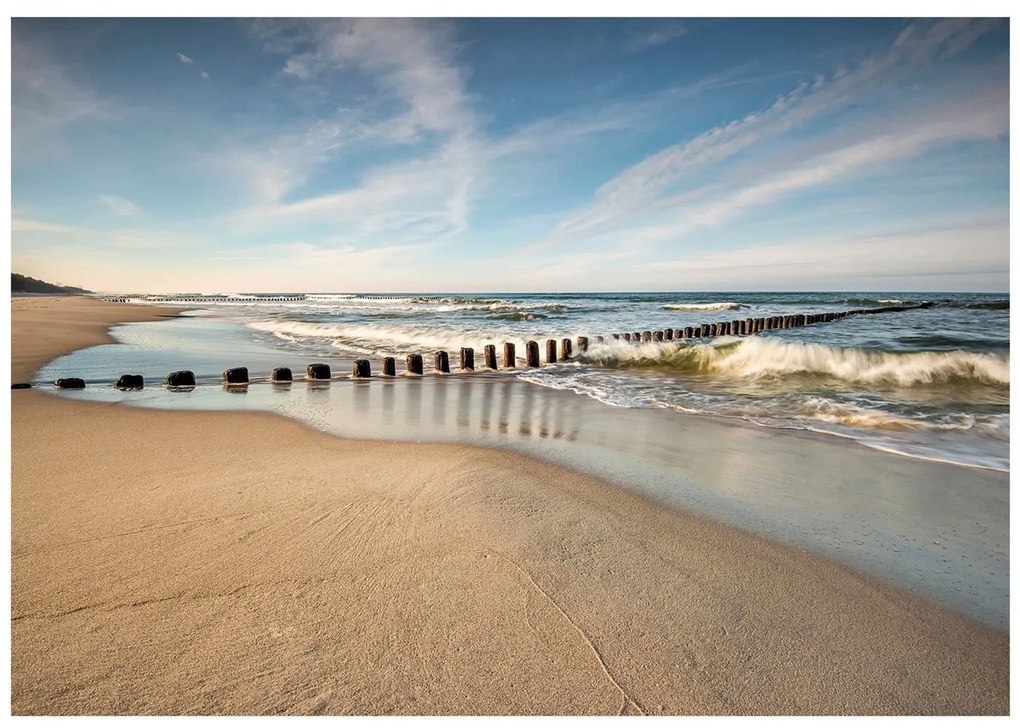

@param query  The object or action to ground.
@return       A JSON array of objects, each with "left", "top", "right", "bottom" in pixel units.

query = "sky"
[{"left": 9, "top": 16, "right": 1010, "bottom": 293}]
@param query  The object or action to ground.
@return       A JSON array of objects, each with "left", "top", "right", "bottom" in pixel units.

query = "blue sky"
[{"left": 10, "top": 17, "right": 1009, "bottom": 292}]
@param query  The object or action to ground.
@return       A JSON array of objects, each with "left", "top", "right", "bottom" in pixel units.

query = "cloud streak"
[
  {"left": 100, "top": 194, "right": 142, "bottom": 217},
  {"left": 628, "top": 22, "right": 687, "bottom": 51},
  {"left": 176, "top": 52, "right": 193, "bottom": 64},
  {"left": 541, "top": 18, "right": 1001, "bottom": 248}
]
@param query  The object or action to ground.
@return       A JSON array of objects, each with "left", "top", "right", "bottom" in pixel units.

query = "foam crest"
[
  {"left": 585, "top": 337, "right": 1009, "bottom": 387},
  {"left": 661, "top": 301, "right": 747, "bottom": 311}
]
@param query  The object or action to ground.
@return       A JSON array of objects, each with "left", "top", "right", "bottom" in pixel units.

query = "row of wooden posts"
[
  {"left": 40, "top": 302, "right": 930, "bottom": 390},
  {"left": 102, "top": 296, "right": 306, "bottom": 303}
]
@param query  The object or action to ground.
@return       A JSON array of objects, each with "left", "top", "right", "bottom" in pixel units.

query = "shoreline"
[{"left": 10, "top": 297, "right": 1009, "bottom": 714}]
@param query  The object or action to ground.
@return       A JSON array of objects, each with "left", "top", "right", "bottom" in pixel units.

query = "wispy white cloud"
[
  {"left": 200, "top": 70, "right": 210, "bottom": 79},
  {"left": 230, "top": 19, "right": 481, "bottom": 241},
  {"left": 541, "top": 18, "right": 1001, "bottom": 248},
  {"left": 628, "top": 22, "right": 687, "bottom": 51},
  {"left": 630, "top": 85, "right": 1007, "bottom": 243},
  {"left": 100, "top": 194, "right": 142, "bottom": 217},
  {"left": 11, "top": 218, "right": 82, "bottom": 234},
  {"left": 176, "top": 52, "right": 193, "bottom": 64}
]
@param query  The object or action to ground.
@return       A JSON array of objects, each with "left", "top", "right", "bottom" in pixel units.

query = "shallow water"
[
  {"left": 85, "top": 291, "right": 1011, "bottom": 471},
  {"left": 38, "top": 310, "right": 1009, "bottom": 630}
]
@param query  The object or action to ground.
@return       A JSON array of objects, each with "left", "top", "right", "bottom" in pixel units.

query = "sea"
[{"left": 36, "top": 290, "right": 1010, "bottom": 629}]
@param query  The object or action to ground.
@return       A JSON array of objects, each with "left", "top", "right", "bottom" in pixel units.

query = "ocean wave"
[
  {"left": 492, "top": 311, "right": 548, "bottom": 321},
  {"left": 843, "top": 297, "right": 913, "bottom": 306},
  {"left": 245, "top": 319, "right": 570, "bottom": 359},
  {"left": 583, "top": 337, "right": 1009, "bottom": 387},
  {"left": 661, "top": 301, "right": 748, "bottom": 312},
  {"left": 794, "top": 398, "right": 982, "bottom": 433},
  {"left": 939, "top": 300, "right": 1010, "bottom": 311}
]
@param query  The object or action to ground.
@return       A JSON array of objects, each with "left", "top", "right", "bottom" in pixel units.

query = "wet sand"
[{"left": 10, "top": 296, "right": 1009, "bottom": 714}]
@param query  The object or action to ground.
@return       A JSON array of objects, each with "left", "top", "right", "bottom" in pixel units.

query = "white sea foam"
[
  {"left": 661, "top": 301, "right": 747, "bottom": 312},
  {"left": 584, "top": 337, "right": 1009, "bottom": 387}
]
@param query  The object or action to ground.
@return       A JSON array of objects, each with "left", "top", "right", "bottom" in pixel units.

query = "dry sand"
[{"left": 9, "top": 297, "right": 1008, "bottom": 715}]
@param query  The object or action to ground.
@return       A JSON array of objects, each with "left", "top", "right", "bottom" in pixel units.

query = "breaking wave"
[
  {"left": 661, "top": 302, "right": 748, "bottom": 312},
  {"left": 584, "top": 337, "right": 1008, "bottom": 388}
]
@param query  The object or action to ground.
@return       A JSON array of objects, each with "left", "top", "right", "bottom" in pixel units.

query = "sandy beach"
[{"left": 10, "top": 297, "right": 1008, "bottom": 715}]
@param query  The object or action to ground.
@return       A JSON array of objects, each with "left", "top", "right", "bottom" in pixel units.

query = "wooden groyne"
[
  {"left": 100, "top": 295, "right": 306, "bottom": 303},
  {"left": 22, "top": 302, "right": 932, "bottom": 389}
]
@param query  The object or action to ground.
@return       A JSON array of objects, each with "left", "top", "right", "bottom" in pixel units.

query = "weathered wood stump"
[
  {"left": 546, "top": 339, "right": 557, "bottom": 364},
  {"left": 271, "top": 367, "right": 292, "bottom": 382},
  {"left": 223, "top": 367, "right": 248, "bottom": 384},
  {"left": 307, "top": 363, "right": 330, "bottom": 380},
  {"left": 165, "top": 370, "right": 196, "bottom": 387},
  {"left": 526, "top": 341, "right": 540, "bottom": 367},
  {"left": 561, "top": 338, "right": 573, "bottom": 360},
  {"left": 460, "top": 347, "right": 475, "bottom": 371},
  {"left": 383, "top": 358, "right": 396, "bottom": 377},
  {"left": 435, "top": 351, "right": 450, "bottom": 373},
  {"left": 503, "top": 342, "right": 517, "bottom": 369},
  {"left": 116, "top": 374, "right": 144, "bottom": 390},
  {"left": 353, "top": 360, "right": 371, "bottom": 378},
  {"left": 577, "top": 336, "right": 589, "bottom": 352},
  {"left": 55, "top": 377, "right": 86, "bottom": 389},
  {"left": 406, "top": 354, "right": 424, "bottom": 375},
  {"left": 484, "top": 344, "right": 498, "bottom": 369}
]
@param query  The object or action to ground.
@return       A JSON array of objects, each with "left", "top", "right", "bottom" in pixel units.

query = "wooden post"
[
  {"left": 546, "top": 339, "right": 557, "bottom": 364},
  {"left": 577, "top": 336, "right": 589, "bottom": 352},
  {"left": 406, "top": 354, "right": 424, "bottom": 375},
  {"left": 115, "top": 374, "right": 144, "bottom": 390},
  {"left": 383, "top": 358, "right": 396, "bottom": 377},
  {"left": 684, "top": 327, "right": 693, "bottom": 338},
  {"left": 55, "top": 377, "right": 86, "bottom": 389},
  {"left": 664, "top": 328, "right": 674, "bottom": 340},
  {"left": 503, "top": 342, "right": 516, "bottom": 369},
  {"left": 166, "top": 370, "right": 196, "bottom": 387},
  {"left": 700, "top": 324, "right": 710, "bottom": 337},
  {"left": 632, "top": 332, "right": 641, "bottom": 342},
  {"left": 307, "top": 363, "right": 330, "bottom": 380},
  {"left": 223, "top": 367, "right": 249, "bottom": 384},
  {"left": 271, "top": 367, "right": 292, "bottom": 382},
  {"left": 460, "top": 347, "right": 475, "bottom": 371},
  {"left": 612, "top": 334, "right": 621, "bottom": 340},
  {"left": 653, "top": 331, "right": 664, "bottom": 341},
  {"left": 595, "top": 336, "right": 604, "bottom": 343},
  {"left": 526, "top": 341, "right": 540, "bottom": 367},
  {"left": 353, "top": 360, "right": 371, "bottom": 378},
  {"left": 561, "top": 338, "right": 573, "bottom": 360},
  {"left": 484, "top": 344, "right": 498, "bottom": 369},
  {"left": 435, "top": 351, "right": 450, "bottom": 373},
  {"left": 623, "top": 333, "right": 632, "bottom": 341},
  {"left": 642, "top": 331, "right": 652, "bottom": 342}
]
